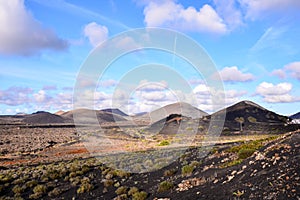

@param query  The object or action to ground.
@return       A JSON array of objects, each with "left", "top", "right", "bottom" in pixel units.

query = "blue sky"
[{"left": 0, "top": 0, "right": 300, "bottom": 115}]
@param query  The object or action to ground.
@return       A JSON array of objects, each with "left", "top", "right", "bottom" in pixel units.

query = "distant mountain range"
[
  {"left": 1, "top": 101, "right": 299, "bottom": 134},
  {"left": 290, "top": 112, "right": 300, "bottom": 119}
]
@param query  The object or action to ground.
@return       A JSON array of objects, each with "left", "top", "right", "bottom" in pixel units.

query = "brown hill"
[
  {"left": 100, "top": 108, "right": 128, "bottom": 116},
  {"left": 138, "top": 102, "right": 208, "bottom": 125},
  {"left": 61, "top": 108, "right": 127, "bottom": 124},
  {"left": 54, "top": 110, "right": 65, "bottom": 115},
  {"left": 23, "top": 111, "right": 65, "bottom": 124}
]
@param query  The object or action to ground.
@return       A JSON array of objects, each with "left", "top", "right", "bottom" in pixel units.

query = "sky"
[{"left": 0, "top": 0, "right": 300, "bottom": 116}]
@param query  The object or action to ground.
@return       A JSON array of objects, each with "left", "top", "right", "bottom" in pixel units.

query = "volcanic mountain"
[
  {"left": 211, "top": 100, "right": 293, "bottom": 133},
  {"left": 100, "top": 108, "right": 128, "bottom": 117},
  {"left": 290, "top": 112, "right": 300, "bottom": 119},
  {"left": 148, "top": 100, "right": 298, "bottom": 135},
  {"left": 138, "top": 102, "right": 208, "bottom": 125},
  {"left": 61, "top": 108, "right": 127, "bottom": 124},
  {"left": 23, "top": 111, "right": 66, "bottom": 124},
  {"left": 54, "top": 110, "right": 65, "bottom": 115}
]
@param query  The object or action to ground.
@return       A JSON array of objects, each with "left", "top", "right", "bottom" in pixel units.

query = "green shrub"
[
  {"left": 181, "top": 165, "right": 194, "bottom": 176},
  {"left": 115, "top": 194, "right": 128, "bottom": 200},
  {"left": 158, "top": 140, "right": 170, "bottom": 146},
  {"left": 220, "top": 159, "right": 242, "bottom": 168},
  {"left": 128, "top": 186, "right": 139, "bottom": 196},
  {"left": 77, "top": 182, "right": 94, "bottom": 194},
  {"left": 163, "top": 168, "right": 177, "bottom": 176},
  {"left": 12, "top": 185, "right": 24, "bottom": 194},
  {"left": 33, "top": 184, "right": 47, "bottom": 194},
  {"left": 48, "top": 188, "right": 62, "bottom": 197},
  {"left": 114, "top": 169, "right": 130, "bottom": 178},
  {"left": 115, "top": 186, "right": 128, "bottom": 195},
  {"left": 238, "top": 148, "right": 255, "bottom": 159},
  {"left": 190, "top": 161, "right": 201, "bottom": 168},
  {"left": 247, "top": 116, "right": 257, "bottom": 123},
  {"left": 26, "top": 180, "right": 38, "bottom": 188},
  {"left": 132, "top": 191, "right": 148, "bottom": 200},
  {"left": 157, "top": 180, "right": 173, "bottom": 192},
  {"left": 0, "top": 174, "right": 12, "bottom": 183},
  {"left": 30, "top": 184, "right": 47, "bottom": 199}
]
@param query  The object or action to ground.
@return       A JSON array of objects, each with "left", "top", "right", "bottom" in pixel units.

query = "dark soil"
[{"left": 1, "top": 130, "right": 299, "bottom": 200}]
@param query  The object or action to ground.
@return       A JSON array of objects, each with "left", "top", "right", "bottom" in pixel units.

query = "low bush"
[
  {"left": 77, "top": 182, "right": 94, "bottom": 194},
  {"left": 128, "top": 186, "right": 139, "bottom": 196},
  {"left": 181, "top": 165, "right": 194, "bottom": 176},
  {"left": 157, "top": 180, "right": 173, "bottom": 192},
  {"left": 48, "top": 188, "right": 62, "bottom": 197},
  {"left": 26, "top": 180, "right": 38, "bottom": 188},
  {"left": 115, "top": 186, "right": 128, "bottom": 195},
  {"left": 132, "top": 191, "right": 148, "bottom": 200},
  {"left": 158, "top": 140, "right": 170, "bottom": 146},
  {"left": 238, "top": 148, "right": 256, "bottom": 159},
  {"left": 163, "top": 168, "right": 177, "bottom": 176}
]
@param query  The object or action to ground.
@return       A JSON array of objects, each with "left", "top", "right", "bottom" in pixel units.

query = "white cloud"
[
  {"left": 256, "top": 82, "right": 300, "bottom": 103},
  {"left": 271, "top": 69, "right": 286, "bottom": 79},
  {"left": 143, "top": 0, "right": 228, "bottom": 34},
  {"left": 84, "top": 22, "right": 108, "bottom": 47},
  {"left": 193, "top": 84, "right": 210, "bottom": 95},
  {"left": 0, "top": 87, "right": 33, "bottom": 106},
  {"left": 240, "top": 0, "right": 300, "bottom": 20},
  {"left": 225, "top": 90, "right": 247, "bottom": 104},
  {"left": 193, "top": 84, "right": 247, "bottom": 112},
  {"left": 33, "top": 90, "right": 51, "bottom": 103},
  {"left": 256, "top": 82, "right": 292, "bottom": 95},
  {"left": 218, "top": 66, "right": 254, "bottom": 82},
  {"left": 137, "top": 80, "right": 168, "bottom": 92},
  {"left": 213, "top": 0, "right": 244, "bottom": 30},
  {"left": 0, "top": 0, "right": 68, "bottom": 56},
  {"left": 285, "top": 61, "right": 300, "bottom": 80},
  {"left": 271, "top": 61, "right": 300, "bottom": 80}
]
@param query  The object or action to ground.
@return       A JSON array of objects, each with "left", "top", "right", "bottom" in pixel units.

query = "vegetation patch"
[
  {"left": 115, "top": 186, "right": 128, "bottom": 195},
  {"left": 132, "top": 191, "right": 148, "bottom": 200},
  {"left": 157, "top": 140, "right": 170, "bottom": 146},
  {"left": 157, "top": 180, "right": 174, "bottom": 192},
  {"left": 238, "top": 148, "right": 256, "bottom": 159}
]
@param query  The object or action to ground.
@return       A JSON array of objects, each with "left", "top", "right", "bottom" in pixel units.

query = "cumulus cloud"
[
  {"left": 240, "top": 0, "right": 300, "bottom": 20},
  {"left": 0, "top": 87, "right": 33, "bottom": 106},
  {"left": 271, "top": 69, "right": 286, "bottom": 79},
  {"left": 218, "top": 66, "right": 254, "bottom": 83},
  {"left": 33, "top": 90, "right": 51, "bottom": 103},
  {"left": 256, "top": 82, "right": 300, "bottom": 103},
  {"left": 84, "top": 22, "right": 108, "bottom": 47},
  {"left": 143, "top": 0, "right": 228, "bottom": 34},
  {"left": 225, "top": 90, "right": 248, "bottom": 103},
  {"left": 285, "top": 61, "right": 300, "bottom": 80},
  {"left": 192, "top": 83, "right": 247, "bottom": 111},
  {"left": 213, "top": 0, "right": 244, "bottom": 30},
  {"left": 137, "top": 80, "right": 168, "bottom": 92},
  {"left": 0, "top": 0, "right": 68, "bottom": 56},
  {"left": 271, "top": 61, "right": 300, "bottom": 80},
  {"left": 193, "top": 84, "right": 210, "bottom": 95}
]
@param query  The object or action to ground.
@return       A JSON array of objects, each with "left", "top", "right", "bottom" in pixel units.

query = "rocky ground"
[{"left": 0, "top": 128, "right": 299, "bottom": 200}]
